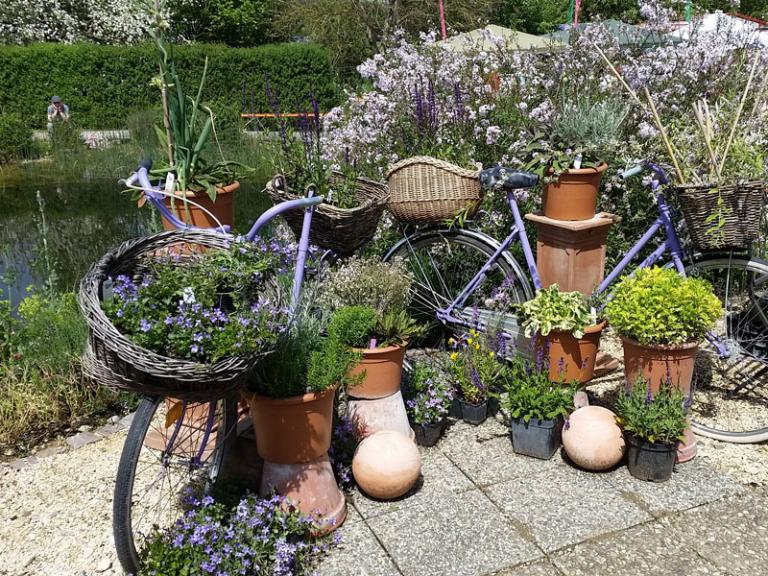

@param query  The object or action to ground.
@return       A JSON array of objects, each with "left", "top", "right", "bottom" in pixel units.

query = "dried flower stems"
[{"left": 718, "top": 51, "right": 760, "bottom": 177}]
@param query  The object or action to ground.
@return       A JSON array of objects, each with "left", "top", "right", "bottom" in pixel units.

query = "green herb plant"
[
  {"left": 518, "top": 284, "right": 597, "bottom": 339},
  {"left": 615, "top": 379, "right": 688, "bottom": 445},
  {"left": 525, "top": 97, "right": 627, "bottom": 181},
  {"left": 328, "top": 305, "right": 424, "bottom": 349},
  {"left": 497, "top": 355, "right": 576, "bottom": 423},
  {"left": 605, "top": 267, "right": 722, "bottom": 345}
]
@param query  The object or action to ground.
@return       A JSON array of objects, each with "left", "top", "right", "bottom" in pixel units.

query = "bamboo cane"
[
  {"left": 718, "top": 51, "right": 760, "bottom": 176},
  {"left": 643, "top": 87, "right": 687, "bottom": 184}
]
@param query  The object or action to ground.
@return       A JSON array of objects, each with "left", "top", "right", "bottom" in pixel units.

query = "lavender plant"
[
  {"left": 497, "top": 355, "right": 576, "bottom": 423},
  {"left": 447, "top": 329, "right": 503, "bottom": 405},
  {"left": 102, "top": 236, "right": 292, "bottom": 363},
  {"left": 139, "top": 493, "right": 339, "bottom": 576},
  {"left": 616, "top": 378, "right": 688, "bottom": 445}
]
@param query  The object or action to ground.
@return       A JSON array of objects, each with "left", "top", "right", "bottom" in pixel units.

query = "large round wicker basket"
[
  {"left": 265, "top": 173, "right": 388, "bottom": 256},
  {"left": 78, "top": 229, "right": 269, "bottom": 402},
  {"left": 675, "top": 181, "right": 765, "bottom": 251},
  {"left": 386, "top": 156, "right": 482, "bottom": 224}
]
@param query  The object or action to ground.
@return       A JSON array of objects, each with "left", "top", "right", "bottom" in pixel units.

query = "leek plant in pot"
[
  {"left": 404, "top": 357, "right": 454, "bottom": 447},
  {"left": 498, "top": 355, "right": 576, "bottom": 460},
  {"left": 616, "top": 379, "right": 688, "bottom": 482},
  {"left": 519, "top": 285, "right": 605, "bottom": 384},
  {"left": 447, "top": 329, "right": 504, "bottom": 425},
  {"left": 145, "top": 1, "right": 243, "bottom": 229},
  {"left": 525, "top": 97, "right": 627, "bottom": 221}
]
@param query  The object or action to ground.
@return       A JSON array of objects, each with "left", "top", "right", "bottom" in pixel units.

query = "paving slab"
[
  {"left": 65, "top": 432, "right": 101, "bottom": 450},
  {"left": 485, "top": 464, "right": 651, "bottom": 552},
  {"left": 439, "top": 427, "right": 565, "bottom": 488},
  {"left": 350, "top": 450, "right": 474, "bottom": 519},
  {"left": 551, "top": 520, "right": 725, "bottom": 576},
  {"left": 661, "top": 488, "right": 768, "bottom": 575},
  {"left": 316, "top": 520, "right": 401, "bottom": 576},
  {"left": 367, "top": 489, "right": 542, "bottom": 576},
  {"left": 604, "top": 458, "right": 742, "bottom": 516},
  {"left": 487, "top": 558, "right": 564, "bottom": 576}
]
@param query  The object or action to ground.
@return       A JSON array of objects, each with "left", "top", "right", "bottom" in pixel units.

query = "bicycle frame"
[{"left": 128, "top": 166, "right": 323, "bottom": 310}]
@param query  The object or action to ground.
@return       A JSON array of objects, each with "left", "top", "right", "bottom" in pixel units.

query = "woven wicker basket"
[
  {"left": 386, "top": 156, "right": 482, "bottom": 224},
  {"left": 78, "top": 229, "right": 269, "bottom": 401},
  {"left": 265, "top": 173, "right": 388, "bottom": 256},
  {"left": 676, "top": 181, "right": 766, "bottom": 251}
]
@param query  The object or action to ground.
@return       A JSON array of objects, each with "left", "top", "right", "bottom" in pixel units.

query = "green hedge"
[{"left": 0, "top": 43, "right": 341, "bottom": 130}]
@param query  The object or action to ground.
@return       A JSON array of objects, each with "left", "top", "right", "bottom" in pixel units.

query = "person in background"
[{"left": 47, "top": 95, "right": 69, "bottom": 134}]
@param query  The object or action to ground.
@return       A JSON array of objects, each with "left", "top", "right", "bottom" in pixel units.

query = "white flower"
[{"left": 182, "top": 287, "right": 196, "bottom": 304}]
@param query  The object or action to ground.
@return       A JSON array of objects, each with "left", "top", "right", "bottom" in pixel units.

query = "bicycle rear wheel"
[
  {"left": 383, "top": 229, "right": 532, "bottom": 339},
  {"left": 113, "top": 395, "right": 237, "bottom": 574},
  {"left": 686, "top": 255, "right": 768, "bottom": 442}
]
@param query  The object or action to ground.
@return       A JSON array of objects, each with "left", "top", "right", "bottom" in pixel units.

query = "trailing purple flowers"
[
  {"left": 140, "top": 493, "right": 337, "bottom": 576},
  {"left": 103, "top": 237, "right": 292, "bottom": 363}
]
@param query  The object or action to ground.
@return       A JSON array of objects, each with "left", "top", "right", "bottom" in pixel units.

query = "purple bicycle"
[
  {"left": 384, "top": 162, "right": 768, "bottom": 443},
  {"left": 112, "top": 162, "right": 323, "bottom": 574}
]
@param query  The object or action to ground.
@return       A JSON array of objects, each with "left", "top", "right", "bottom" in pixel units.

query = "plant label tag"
[
  {"left": 164, "top": 173, "right": 176, "bottom": 195},
  {"left": 573, "top": 153, "right": 583, "bottom": 170}
]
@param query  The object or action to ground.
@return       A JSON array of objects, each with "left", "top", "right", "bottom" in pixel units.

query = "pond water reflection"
[{"left": 0, "top": 161, "right": 271, "bottom": 307}]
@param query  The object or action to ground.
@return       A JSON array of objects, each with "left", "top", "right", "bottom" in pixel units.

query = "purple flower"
[{"left": 140, "top": 319, "right": 152, "bottom": 332}]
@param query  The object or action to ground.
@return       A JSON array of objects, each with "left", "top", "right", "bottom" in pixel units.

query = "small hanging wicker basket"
[
  {"left": 265, "top": 173, "right": 388, "bottom": 256},
  {"left": 78, "top": 229, "right": 270, "bottom": 402},
  {"left": 675, "top": 181, "right": 766, "bottom": 251},
  {"left": 386, "top": 156, "right": 482, "bottom": 224}
]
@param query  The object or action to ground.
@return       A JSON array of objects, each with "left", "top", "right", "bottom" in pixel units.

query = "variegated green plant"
[{"left": 518, "top": 285, "right": 596, "bottom": 339}]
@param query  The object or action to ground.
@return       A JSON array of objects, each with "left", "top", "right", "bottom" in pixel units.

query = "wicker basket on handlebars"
[
  {"left": 675, "top": 181, "right": 765, "bottom": 251},
  {"left": 78, "top": 229, "right": 269, "bottom": 402},
  {"left": 265, "top": 173, "right": 388, "bottom": 256},
  {"left": 386, "top": 156, "right": 483, "bottom": 224}
]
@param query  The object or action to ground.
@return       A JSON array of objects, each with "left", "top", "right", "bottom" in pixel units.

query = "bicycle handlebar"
[{"left": 620, "top": 161, "right": 670, "bottom": 185}]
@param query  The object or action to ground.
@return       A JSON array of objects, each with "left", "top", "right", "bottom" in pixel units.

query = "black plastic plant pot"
[
  {"left": 510, "top": 417, "right": 563, "bottom": 460},
  {"left": 413, "top": 421, "right": 445, "bottom": 447},
  {"left": 626, "top": 435, "right": 677, "bottom": 482},
  {"left": 459, "top": 399, "right": 488, "bottom": 425},
  {"left": 449, "top": 397, "right": 462, "bottom": 419}
]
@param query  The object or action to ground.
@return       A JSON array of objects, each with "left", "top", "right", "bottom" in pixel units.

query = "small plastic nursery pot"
[
  {"left": 161, "top": 181, "right": 239, "bottom": 229},
  {"left": 412, "top": 420, "right": 446, "bottom": 447},
  {"left": 537, "top": 321, "right": 606, "bottom": 384},
  {"left": 626, "top": 434, "right": 677, "bottom": 482},
  {"left": 510, "top": 417, "right": 564, "bottom": 460},
  {"left": 543, "top": 163, "right": 607, "bottom": 221},
  {"left": 621, "top": 336, "right": 699, "bottom": 395},
  {"left": 459, "top": 399, "right": 488, "bottom": 426},
  {"left": 347, "top": 344, "right": 406, "bottom": 399}
]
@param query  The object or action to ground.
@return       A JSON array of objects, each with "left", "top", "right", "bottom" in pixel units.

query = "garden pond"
[{"left": 0, "top": 160, "right": 272, "bottom": 307}]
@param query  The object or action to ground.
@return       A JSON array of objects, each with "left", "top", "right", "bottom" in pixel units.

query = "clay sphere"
[
  {"left": 562, "top": 406, "right": 625, "bottom": 471},
  {"left": 352, "top": 430, "right": 421, "bottom": 500}
]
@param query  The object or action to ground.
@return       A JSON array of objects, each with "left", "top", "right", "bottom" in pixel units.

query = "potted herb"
[
  {"left": 519, "top": 285, "right": 604, "bottom": 383},
  {"left": 244, "top": 301, "right": 360, "bottom": 530},
  {"left": 605, "top": 267, "right": 721, "bottom": 395},
  {"left": 146, "top": 4, "right": 243, "bottom": 229},
  {"left": 525, "top": 98, "right": 627, "bottom": 221},
  {"left": 498, "top": 356, "right": 576, "bottom": 459},
  {"left": 328, "top": 305, "right": 424, "bottom": 400},
  {"left": 616, "top": 379, "right": 688, "bottom": 482},
  {"left": 447, "top": 329, "right": 503, "bottom": 425},
  {"left": 404, "top": 358, "right": 454, "bottom": 446}
]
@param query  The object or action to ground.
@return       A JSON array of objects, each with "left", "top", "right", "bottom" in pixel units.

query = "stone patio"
[{"left": 316, "top": 412, "right": 766, "bottom": 576}]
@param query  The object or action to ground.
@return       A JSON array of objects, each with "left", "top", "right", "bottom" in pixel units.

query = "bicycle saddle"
[{"left": 479, "top": 166, "right": 538, "bottom": 190}]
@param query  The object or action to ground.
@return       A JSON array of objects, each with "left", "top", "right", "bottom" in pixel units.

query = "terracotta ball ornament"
[
  {"left": 562, "top": 405, "right": 626, "bottom": 471},
  {"left": 352, "top": 430, "right": 421, "bottom": 500}
]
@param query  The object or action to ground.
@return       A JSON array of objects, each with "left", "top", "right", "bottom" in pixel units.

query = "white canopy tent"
[{"left": 669, "top": 11, "right": 768, "bottom": 47}]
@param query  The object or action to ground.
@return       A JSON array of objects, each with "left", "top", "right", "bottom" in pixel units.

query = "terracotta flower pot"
[
  {"left": 543, "top": 163, "right": 607, "bottom": 221},
  {"left": 347, "top": 344, "right": 406, "bottom": 399},
  {"left": 161, "top": 181, "right": 239, "bottom": 230},
  {"left": 537, "top": 321, "right": 606, "bottom": 384},
  {"left": 620, "top": 336, "right": 699, "bottom": 395},
  {"left": 244, "top": 386, "right": 336, "bottom": 465}
]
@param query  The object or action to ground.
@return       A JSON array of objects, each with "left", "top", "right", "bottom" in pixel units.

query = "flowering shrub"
[
  {"left": 319, "top": 256, "right": 413, "bottom": 315},
  {"left": 103, "top": 236, "right": 292, "bottom": 362},
  {"left": 140, "top": 493, "right": 339, "bottom": 576},
  {"left": 404, "top": 358, "right": 454, "bottom": 425},
  {"left": 447, "top": 329, "right": 504, "bottom": 405}
]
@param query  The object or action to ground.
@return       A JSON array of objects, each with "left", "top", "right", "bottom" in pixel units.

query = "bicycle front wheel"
[
  {"left": 383, "top": 229, "right": 533, "bottom": 336},
  {"left": 686, "top": 255, "right": 768, "bottom": 442},
  {"left": 113, "top": 395, "right": 237, "bottom": 574}
]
